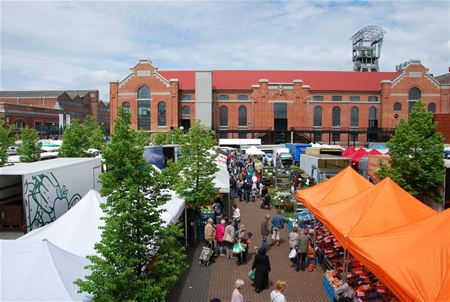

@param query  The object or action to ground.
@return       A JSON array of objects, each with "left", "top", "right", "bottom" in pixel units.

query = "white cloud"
[{"left": 1, "top": 0, "right": 449, "bottom": 101}]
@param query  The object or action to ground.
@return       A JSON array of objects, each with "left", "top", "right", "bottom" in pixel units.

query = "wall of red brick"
[{"left": 434, "top": 113, "right": 450, "bottom": 143}]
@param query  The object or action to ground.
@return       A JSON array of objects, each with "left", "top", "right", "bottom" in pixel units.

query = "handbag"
[
  {"left": 233, "top": 242, "right": 244, "bottom": 254},
  {"left": 248, "top": 269, "right": 255, "bottom": 281},
  {"left": 289, "top": 248, "right": 297, "bottom": 259}
]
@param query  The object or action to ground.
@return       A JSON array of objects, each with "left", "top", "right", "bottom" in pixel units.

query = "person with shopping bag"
[
  {"left": 234, "top": 224, "right": 249, "bottom": 266},
  {"left": 251, "top": 246, "right": 270, "bottom": 293}
]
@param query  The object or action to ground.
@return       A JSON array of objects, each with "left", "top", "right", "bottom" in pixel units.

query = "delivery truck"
[
  {"left": 0, "top": 158, "right": 101, "bottom": 233},
  {"left": 285, "top": 143, "right": 311, "bottom": 165},
  {"left": 300, "top": 154, "right": 351, "bottom": 183}
]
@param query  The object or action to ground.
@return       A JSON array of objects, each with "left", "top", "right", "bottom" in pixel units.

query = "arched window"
[
  {"left": 350, "top": 107, "right": 359, "bottom": 127},
  {"left": 369, "top": 107, "right": 377, "bottom": 128},
  {"left": 181, "top": 106, "right": 190, "bottom": 116},
  {"left": 238, "top": 106, "right": 247, "bottom": 127},
  {"left": 137, "top": 86, "right": 150, "bottom": 99},
  {"left": 428, "top": 103, "right": 436, "bottom": 113},
  {"left": 157, "top": 102, "right": 166, "bottom": 127},
  {"left": 393, "top": 102, "right": 402, "bottom": 111},
  {"left": 409, "top": 87, "right": 421, "bottom": 100},
  {"left": 122, "top": 102, "right": 130, "bottom": 114},
  {"left": 219, "top": 106, "right": 228, "bottom": 126},
  {"left": 15, "top": 120, "right": 25, "bottom": 129},
  {"left": 137, "top": 100, "right": 151, "bottom": 130},
  {"left": 332, "top": 106, "right": 340, "bottom": 127},
  {"left": 313, "top": 106, "right": 322, "bottom": 127}
]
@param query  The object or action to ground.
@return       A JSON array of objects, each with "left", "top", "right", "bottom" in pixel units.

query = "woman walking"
[
  {"left": 215, "top": 219, "right": 226, "bottom": 256},
  {"left": 231, "top": 279, "right": 245, "bottom": 302},
  {"left": 270, "top": 280, "right": 287, "bottom": 302},
  {"left": 223, "top": 220, "right": 235, "bottom": 259},
  {"left": 235, "top": 224, "right": 249, "bottom": 266},
  {"left": 251, "top": 246, "right": 271, "bottom": 293}
]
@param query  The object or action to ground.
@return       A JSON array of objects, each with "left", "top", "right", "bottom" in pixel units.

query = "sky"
[{"left": 1, "top": 0, "right": 449, "bottom": 101}]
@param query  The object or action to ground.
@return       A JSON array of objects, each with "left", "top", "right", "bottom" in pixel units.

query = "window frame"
[
  {"left": 237, "top": 95, "right": 249, "bottom": 101},
  {"left": 332, "top": 106, "right": 341, "bottom": 127},
  {"left": 238, "top": 106, "right": 247, "bottom": 127},
  {"left": 350, "top": 107, "right": 359, "bottom": 127},
  {"left": 219, "top": 106, "right": 228, "bottom": 127},
  {"left": 157, "top": 102, "right": 166, "bottom": 127},
  {"left": 350, "top": 96, "right": 360, "bottom": 102},
  {"left": 368, "top": 96, "right": 379, "bottom": 102},
  {"left": 218, "top": 95, "right": 229, "bottom": 101},
  {"left": 393, "top": 102, "right": 402, "bottom": 111},
  {"left": 312, "top": 95, "right": 324, "bottom": 102},
  {"left": 137, "top": 86, "right": 151, "bottom": 99},
  {"left": 313, "top": 106, "right": 322, "bottom": 127},
  {"left": 331, "top": 95, "right": 342, "bottom": 102}
]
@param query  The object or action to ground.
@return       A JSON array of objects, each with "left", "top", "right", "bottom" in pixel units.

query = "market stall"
[
  {"left": 349, "top": 209, "right": 450, "bottom": 302},
  {"left": 0, "top": 240, "right": 91, "bottom": 301}
]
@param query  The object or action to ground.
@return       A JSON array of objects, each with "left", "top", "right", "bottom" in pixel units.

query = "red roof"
[{"left": 159, "top": 70, "right": 400, "bottom": 91}]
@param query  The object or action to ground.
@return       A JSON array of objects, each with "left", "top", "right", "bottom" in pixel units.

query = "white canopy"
[
  {"left": 20, "top": 190, "right": 105, "bottom": 258},
  {"left": 245, "top": 146, "right": 265, "bottom": 155},
  {"left": 20, "top": 189, "right": 186, "bottom": 257},
  {"left": 0, "top": 240, "right": 91, "bottom": 301},
  {"left": 213, "top": 158, "right": 230, "bottom": 193},
  {"left": 159, "top": 190, "right": 186, "bottom": 226}
]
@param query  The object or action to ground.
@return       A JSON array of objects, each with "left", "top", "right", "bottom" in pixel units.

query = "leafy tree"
[
  {"left": 175, "top": 121, "right": 218, "bottom": 208},
  {"left": 17, "top": 127, "right": 42, "bottom": 162},
  {"left": 152, "top": 128, "right": 184, "bottom": 145},
  {"left": 59, "top": 120, "right": 90, "bottom": 157},
  {"left": 76, "top": 108, "right": 187, "bottom": 301},
  {"left": 0, "top": 120, "right": 15, "bottom": 167},
  {"left": 84, "top": 115, "right": 106, "bottom": 151},
  {"left": 377, "top": 99, "right": 444, "bottom": 203},
  {"left": 174, "top": 121, "right": 218, "bottom": 243}
]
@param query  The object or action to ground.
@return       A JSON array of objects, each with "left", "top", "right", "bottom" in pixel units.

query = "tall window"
[
  {"left": 137, "top": 86, "right": 150, "bottom": 99},
  {"left": 313, "top": 106, "right": 322, "bottom": 127},
  {"left": 312, "top": 96, "right": 324, "bottom": 101},
  {"left": 219, "top": 106, "right": 228, "bottom": 126},
  {"left": 350, "top": 107, "right": 359, "bottom": 127},
  {"left": 368, "top": 96, "right": 378, "bottom": 102},
  {"left": 274, "top": 103, "right": 287, "bottom": 119},
  {"left": 122, "top": 102, "right": 130, "bottom": 114},
  {"left": 157, "top": 102, "right": 166, "bottom": 126},
  {"left": 137, "top": 100, "right": 151, "bottom": 130},
  {"left": 332, "top": 96, "right": 342, "bottom": 102},
  {"left": 332, "top": 106, "right": 341, "bottom": 127},
  {"left": 182, "top": 106, "right": 190, "bottom": 116},
  {"left": 428, "top": 103, "right": 436, "bottom": 113},
  {"left": 369, "top": 107, "right": 377, "bottom": 128},
  {"left": 408, "top": 87, "right": 421, "bottom": 113},
  {"left": 237, "top": 95, "right": 249, "bottom": 100},
  {"left": 238, "top": 106, "right": 247, "bottom": 127},
  {"left": 218, "top": 95, "right": 229, "bottom": 101},
  {"left": 393, "top": 102, "right": 402, "bottom": 111},
  {"left": 350, "top": 96, "right": 360, "bottom": 102}
]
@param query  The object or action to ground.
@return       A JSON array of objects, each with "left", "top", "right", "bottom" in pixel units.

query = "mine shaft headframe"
[{"left": 351, "top": 26, "right": 387, "bottom": 72}]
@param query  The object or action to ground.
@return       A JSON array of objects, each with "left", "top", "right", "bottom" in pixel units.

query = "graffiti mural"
[{"left": 24, "top": 172, "right": 81, "bottom": 231}]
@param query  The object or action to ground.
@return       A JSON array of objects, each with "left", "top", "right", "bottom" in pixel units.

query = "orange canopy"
[
  {"left": 295, "top": 166, "right": 373, "bottom": 214},
  {"left": 317, "top": 177, "right": 436, "bottom": 249},
  {"left": 348, "top": 209, "right": 450, "bottom": 302}
]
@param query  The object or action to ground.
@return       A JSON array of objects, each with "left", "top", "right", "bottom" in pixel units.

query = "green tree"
[
  {"left": 59, "top": 120, "right": 90, "bottom": 157},
  {"left": 84, "top": 115, "right": 106, "bottom": 151},
  {"left": 0, "top": 120, "right": 15, "bottom": 167},
  {"left": 17, "top": 127, "right": 42, "bottom": 162},
  {"left": 76, "top": 108, "right": 187, "bottom": 301},
  {"left": 152, "top": 128, "right": 184, "bottom": 145},
  {"left": 174, "top": 121, "right": 218, "bottom": 243},
  {"left": 377, "top": 99, "right": 444, "bottom": 204}
]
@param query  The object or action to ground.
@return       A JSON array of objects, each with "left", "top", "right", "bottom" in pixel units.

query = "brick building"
[
  {"left": 0, "top": 90, "right": 109, "bottom": 135},
  {"left": 109, "top": 59, "right": 450, "bottom": 145}
]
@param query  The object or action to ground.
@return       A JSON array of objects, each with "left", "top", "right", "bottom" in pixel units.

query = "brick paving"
[{"left": 168, "top": 197, "right": 327, "bottom": 302}]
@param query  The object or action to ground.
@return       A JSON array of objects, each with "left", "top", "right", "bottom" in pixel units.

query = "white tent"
[
  {"left": 0, "top": 240, "right": 91, "bottom": 301},
  {"left": 245, "top": 146, "right": 265, "bottom": 155},
  {"left": 20, "top": 189, "right": 186, "bottom": 257},
  {"left": 20, "top": 190, "right": 105, "bottom": 258},
  {"left": 213, "top": 159, "right": 230, "bottom": 193},
  {"left": 159, "top": 190, "right": 186, "bottom": 226}
]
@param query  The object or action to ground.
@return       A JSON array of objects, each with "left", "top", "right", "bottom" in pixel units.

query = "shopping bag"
[
  {"left": 248, "top": 269, "right": 255, "bottom": 281},
  {"left": 233, "top": 242, "right": 243, "bottom": 254},
  {"left": 289, "top": 248, "right": 297, "bottom": 259}
]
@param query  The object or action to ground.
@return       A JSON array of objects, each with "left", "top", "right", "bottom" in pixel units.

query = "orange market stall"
[{"left": 349, "top": 209, "right": 450, "bottom": 302}]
